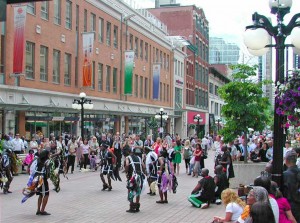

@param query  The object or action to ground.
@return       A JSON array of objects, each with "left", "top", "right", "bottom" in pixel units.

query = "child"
[
  {"left": 22, "top": 149, "right": 34, "bottom": 172},
  {"left": 89, "top": 151, "right": 97, "bottom": 171}
]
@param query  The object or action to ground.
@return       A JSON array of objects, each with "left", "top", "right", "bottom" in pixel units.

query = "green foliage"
[
  {"left": 218, "top": 64, "right": 271, "bottom": 143},
  {"left": 147, "top": 117, "right": 158, "bottom": 129}
]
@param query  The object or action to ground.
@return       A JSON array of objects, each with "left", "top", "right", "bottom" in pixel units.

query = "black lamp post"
[
  {"left": 155, "top": 108, "right": 168, "bottom": 139},
  {"left": 243, "top": 0, "right": 300, "bottom": 187},
  {"left": 72, "top": 92, "right": 93, "bottom": 140},
  {"left": 193, "top": 114, "right": 203, "bottom": 138}
]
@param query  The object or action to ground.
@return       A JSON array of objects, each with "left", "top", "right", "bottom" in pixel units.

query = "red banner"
[
  {"left": 82, "top": 32, "right": 94, "bottom": 87},
  {"left": 13, "top": 5, "right": 27, "bottom": 74}
]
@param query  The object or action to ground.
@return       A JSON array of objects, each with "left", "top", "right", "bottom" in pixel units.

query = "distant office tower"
[{"left": 209, "top": 37, "right": 240, "bottom": 65}]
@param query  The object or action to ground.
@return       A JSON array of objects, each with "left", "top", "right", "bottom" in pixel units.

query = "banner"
[
  {"left": 152, "top": 63, "right": 161, "bottom": 100},
  {"left": 13, "top": 5, "right": 27, "bottom": 74},
  {"left": 82, "top": 32, "right": 94, "bottom": 87},
  {"left": 124, "top": 51, "right": 134, "bottom": 95}
]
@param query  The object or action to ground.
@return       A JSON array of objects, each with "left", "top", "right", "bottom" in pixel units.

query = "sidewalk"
[{"left": 0, "top": 150, "right": 225, "bottom": 223}]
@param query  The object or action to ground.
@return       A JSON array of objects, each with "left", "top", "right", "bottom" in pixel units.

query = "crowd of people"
[{"left": 1, "top": 130, "right": 300, "bottom": 223}]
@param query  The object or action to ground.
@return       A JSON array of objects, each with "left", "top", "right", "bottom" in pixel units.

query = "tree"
[{"left": 218, "top": 64, "right": 271, "bottom": 163}]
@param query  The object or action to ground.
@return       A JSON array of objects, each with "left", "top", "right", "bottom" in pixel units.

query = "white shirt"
[
  {"left": 225, "top": 202, "right": 244, "bottom": 221},
  {"left": 269, "top": 197, "right": 279, "bottom": 223},
  {"left": 11, "top": 138, "right": 25, "bottom": 152},
  {"left": 145, "top": 151, "right": 158, "bottom": 175}
]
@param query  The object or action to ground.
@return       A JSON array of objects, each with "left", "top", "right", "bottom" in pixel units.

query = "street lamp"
[
  {"left": 72, "top": 92, "right": 94, "bottom": 140},
  {"left": 155, "top": 108, "right": 168, "bottom": 139},
  {"left": 193, "top": 114, "right": 203, "bottom": 138},
  {"left": 243, "top": 0, "right": 300, "bottom": 187}
]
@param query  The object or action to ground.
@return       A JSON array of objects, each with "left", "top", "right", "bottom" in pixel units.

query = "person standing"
[
  {"left": 79, "top": 139, "right": 90, "bottom": 171},
  {"left": 283, "top": 150, "right": 300, "bottom": 222},
  {"left": 173, "top": 140, "right": 182, "bottom": 175},
  {"left": 1, "top": 148, "right": 14, "bottom": 194},
  {"left": 145, "top": 146, "right": 158, "bottom": 196},
  {"left": 125, "top": 148, "right": 145, "bottom": 213},
  {"left": 67, "top": 137, "right": 78, "bottom": 174},
  {"left": 99, "top": 143, "right": 116, "bottom": 191},
  {"left": 11, "top": 133, "right": 25, "bottom": 154},
  {"left": 35, "top": 149, "right": 51, "bottom": 215}
]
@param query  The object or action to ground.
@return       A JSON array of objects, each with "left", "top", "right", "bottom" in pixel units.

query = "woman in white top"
[
  {"left": 29, "top": 137, "right": 39, "bottom": 154},
  {"left": 79, "top": 138, "right": 90, "bottom": 171},
  {"left": 213, "top": 188, "right": 246, "bottom": 222}
]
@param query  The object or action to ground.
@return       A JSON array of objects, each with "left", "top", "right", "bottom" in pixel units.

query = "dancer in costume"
[
  {"left": 99, "top": 143, "right": 116, "bottom": 191},
  {"left": 125, "top": 148, "right": 146, "bottom": 213},
  {"left": 156, "top": 147, "right": 176, "bottom": 204},
  {"left": 1, "top": 148, "right": 14, "bottom": 194},
  {"left": 145, "top": 146, "right": 158, "bottom": 196}
]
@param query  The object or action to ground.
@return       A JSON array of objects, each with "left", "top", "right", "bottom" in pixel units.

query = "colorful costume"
[{"left": 1, "top": 149, "right": 14, "bottom": 194}]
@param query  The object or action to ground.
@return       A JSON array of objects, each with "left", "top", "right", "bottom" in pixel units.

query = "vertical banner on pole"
[
  {"left": 124, "top": 51, "right": 134, "bottom": 95},
  {"left": 82, "top": 32, "right": 94, "bottom": 87},
  {"left": 152, "top": 63, "right": 160, "bottom": 100},
  {"left": 13, "top": 5, "right": 27, "bottom": 74}
]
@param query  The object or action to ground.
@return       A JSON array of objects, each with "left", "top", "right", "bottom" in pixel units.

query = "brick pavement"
[{"left": 0, "top": 150, "right": 226, "bottom": 223}]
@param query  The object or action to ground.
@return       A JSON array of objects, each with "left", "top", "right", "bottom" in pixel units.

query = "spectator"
[
  {"left": 283, "top": 150, "right": 300, "bottom": 222},
  {"left": 237, "top": 186, "right": 270, "bottom": 223},
  {"left": 193, "top": 143, "right": 203, "bottom": 177},
  {"left": 173, "top": 140, "right": 182, "bottom": 175},
  {"left": 218, "top": 146, "right": 235, "bottom": 180},
  {"left": 188, "top": 168, "right": 216, "bottom": 209},
  {"left": 250, "top": 201, "right": 276, "bottom": 223},
  {"left": 29, "top": 137, "right": 39, "bottom": 154},
  {"left": 253, "top": 176, "right": 279, "bottom": 223},
  {"left": 214, "top": 165, "right": 229, "bottom": 204},
  {"left": 11, "top": 133, "right": 25, "bottom": 154},
  {"left": 266, "top": 140, "right": 274, "bottom": 161},
  {"left": 270, "top": 181, "right": 297, "bottom": 223},
  {"left": 213, "top": 188, "right": 246, "bottom": 222},
  {"left": 67, "top": 137, "right": 78, "bottom": 174},
  {"left": 22, "top": 149, "right": 34, "bottom": 172},
  {"left": 183, "top": 140, "right": 192, "bottom": 174}
]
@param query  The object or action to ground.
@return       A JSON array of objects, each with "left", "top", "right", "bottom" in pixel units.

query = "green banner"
[{"left": 124, "top": 51, "right": 134, "bottom": 95}]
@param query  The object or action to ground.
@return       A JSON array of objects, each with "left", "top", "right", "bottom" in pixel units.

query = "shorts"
[{"left": 36, "top": 178, "right": 49, "bottom": 196}]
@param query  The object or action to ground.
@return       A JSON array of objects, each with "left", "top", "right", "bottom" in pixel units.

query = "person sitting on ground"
[
  {"left": 188, "top": 168, "right": 216, "bottom": 209},
  {"left": 214, "top": 165, "right": 229, "bottom": 204},
  {"left": 253, "top": 176, "right": 279, "bottom": 223},
  {"left": 213, "top": 188, "right": 246, "bottom": 223},
  {"left": 249, "top": 201, "right": 276, "bottom": 223},
  {"left": 237, "top": 186, "right": 270, "bottom": 223}
]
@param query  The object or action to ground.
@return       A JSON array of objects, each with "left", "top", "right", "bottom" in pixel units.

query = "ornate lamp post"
[
  {"left": 72, "top": 92, "right": 94, "bottom": 140},
  {"left": 155, "top": 108, "right": 168, "bottom": 139},
  {"left": 193, "top": 114, "right": 203, "bottom": 138},
  {"left": 243, "top": 0, "right": 300, "bottom": 187}
]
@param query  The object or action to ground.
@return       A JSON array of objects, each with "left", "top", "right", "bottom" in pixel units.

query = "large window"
[
  {"left": 209, "top": 82, "right": 214, "bottom": 94},
  {"left": 113, "top": 25, "right": 118, "bottom": 48},
  {"left": 90, "top": 13, "right": 96, "bottom": 32},
  {"left": 98, "top": 63, "right": 103, "bottom": 91},
  {"left": 98, "top": 18, "right": 104, "bottom": 43},
  {"left": 106, "top": 22, "right": 111, "bottom": 46},
  {"left": 64, "top": 53, "right": 71, "bottom": 86},
  {"left": 215, "top": 85, "right": 219, "bottom": 96},
  {"left": 41, "top": 1, "right": 49, "bottom": 20},
  {"left": 54, "top": 0, "right": 61, "bottom": 25},
  {"left": 83, "top": 9, "right": 87, "bottom": 32},
  {"left": 53, "top": 49, "right": 60, "bottom": 83},
  {"left": 144, "top": 77, "right": 148, "bottom": 99},
  {"left": 106, "top": 65, "right": 111, "bottom": 92},
  {"left": 113, "top": 67, "right": 117, "bottom": 93},
  {"left": 40, "top": 46, "right": 48, "bottom": 81},
  {"left": 139, "top": 76, "right": 143, "bottom": 98},
  {"left": 65, "top": 0, "right": 72, "bottom": 29},
  {"left": 27, "top": 3, "right": 35, "bottom": 15},
  {"left": 25, "top": 42, "right": 35, "bottom": 79},
  {"left": 134, "top": 74, "right": 138, "bottom": 97}
]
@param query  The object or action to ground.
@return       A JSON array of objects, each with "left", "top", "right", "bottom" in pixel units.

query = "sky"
[{"left": 142, "top": 0, "right": 300, "bottom": 54}]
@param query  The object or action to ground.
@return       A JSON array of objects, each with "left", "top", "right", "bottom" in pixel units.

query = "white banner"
[{"left": 82, "top": 32, "right": 94, "bottom": 57}]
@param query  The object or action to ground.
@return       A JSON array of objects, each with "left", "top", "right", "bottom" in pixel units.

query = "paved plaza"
[{"left": 0, "top": 150, "right": 225, "bottom": 223}]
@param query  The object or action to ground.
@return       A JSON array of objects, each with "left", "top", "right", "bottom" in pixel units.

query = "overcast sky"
[{"left": 142, "top": 0, "right": 300, "bottom": 52}]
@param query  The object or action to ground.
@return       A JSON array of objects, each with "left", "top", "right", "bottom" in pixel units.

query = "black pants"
[
  {"left": 67, "top": 155, "right": 76, "bottom": 172},
  {"left": 80, "top": 154, "right": 89, "bottom": 169}
]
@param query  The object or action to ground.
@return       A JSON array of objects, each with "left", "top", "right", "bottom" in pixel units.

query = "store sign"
[{"left": 52, "top": 117, "right": 65, "bottom": 121}]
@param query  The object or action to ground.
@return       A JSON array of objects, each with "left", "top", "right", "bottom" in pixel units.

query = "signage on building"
[{"left": 175, "top": 79, "right": 183, "bottom": 86}]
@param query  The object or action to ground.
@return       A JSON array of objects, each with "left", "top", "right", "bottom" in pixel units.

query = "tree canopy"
[{"left": 218, "top": 64, "right": 271, "bottom": 143}]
